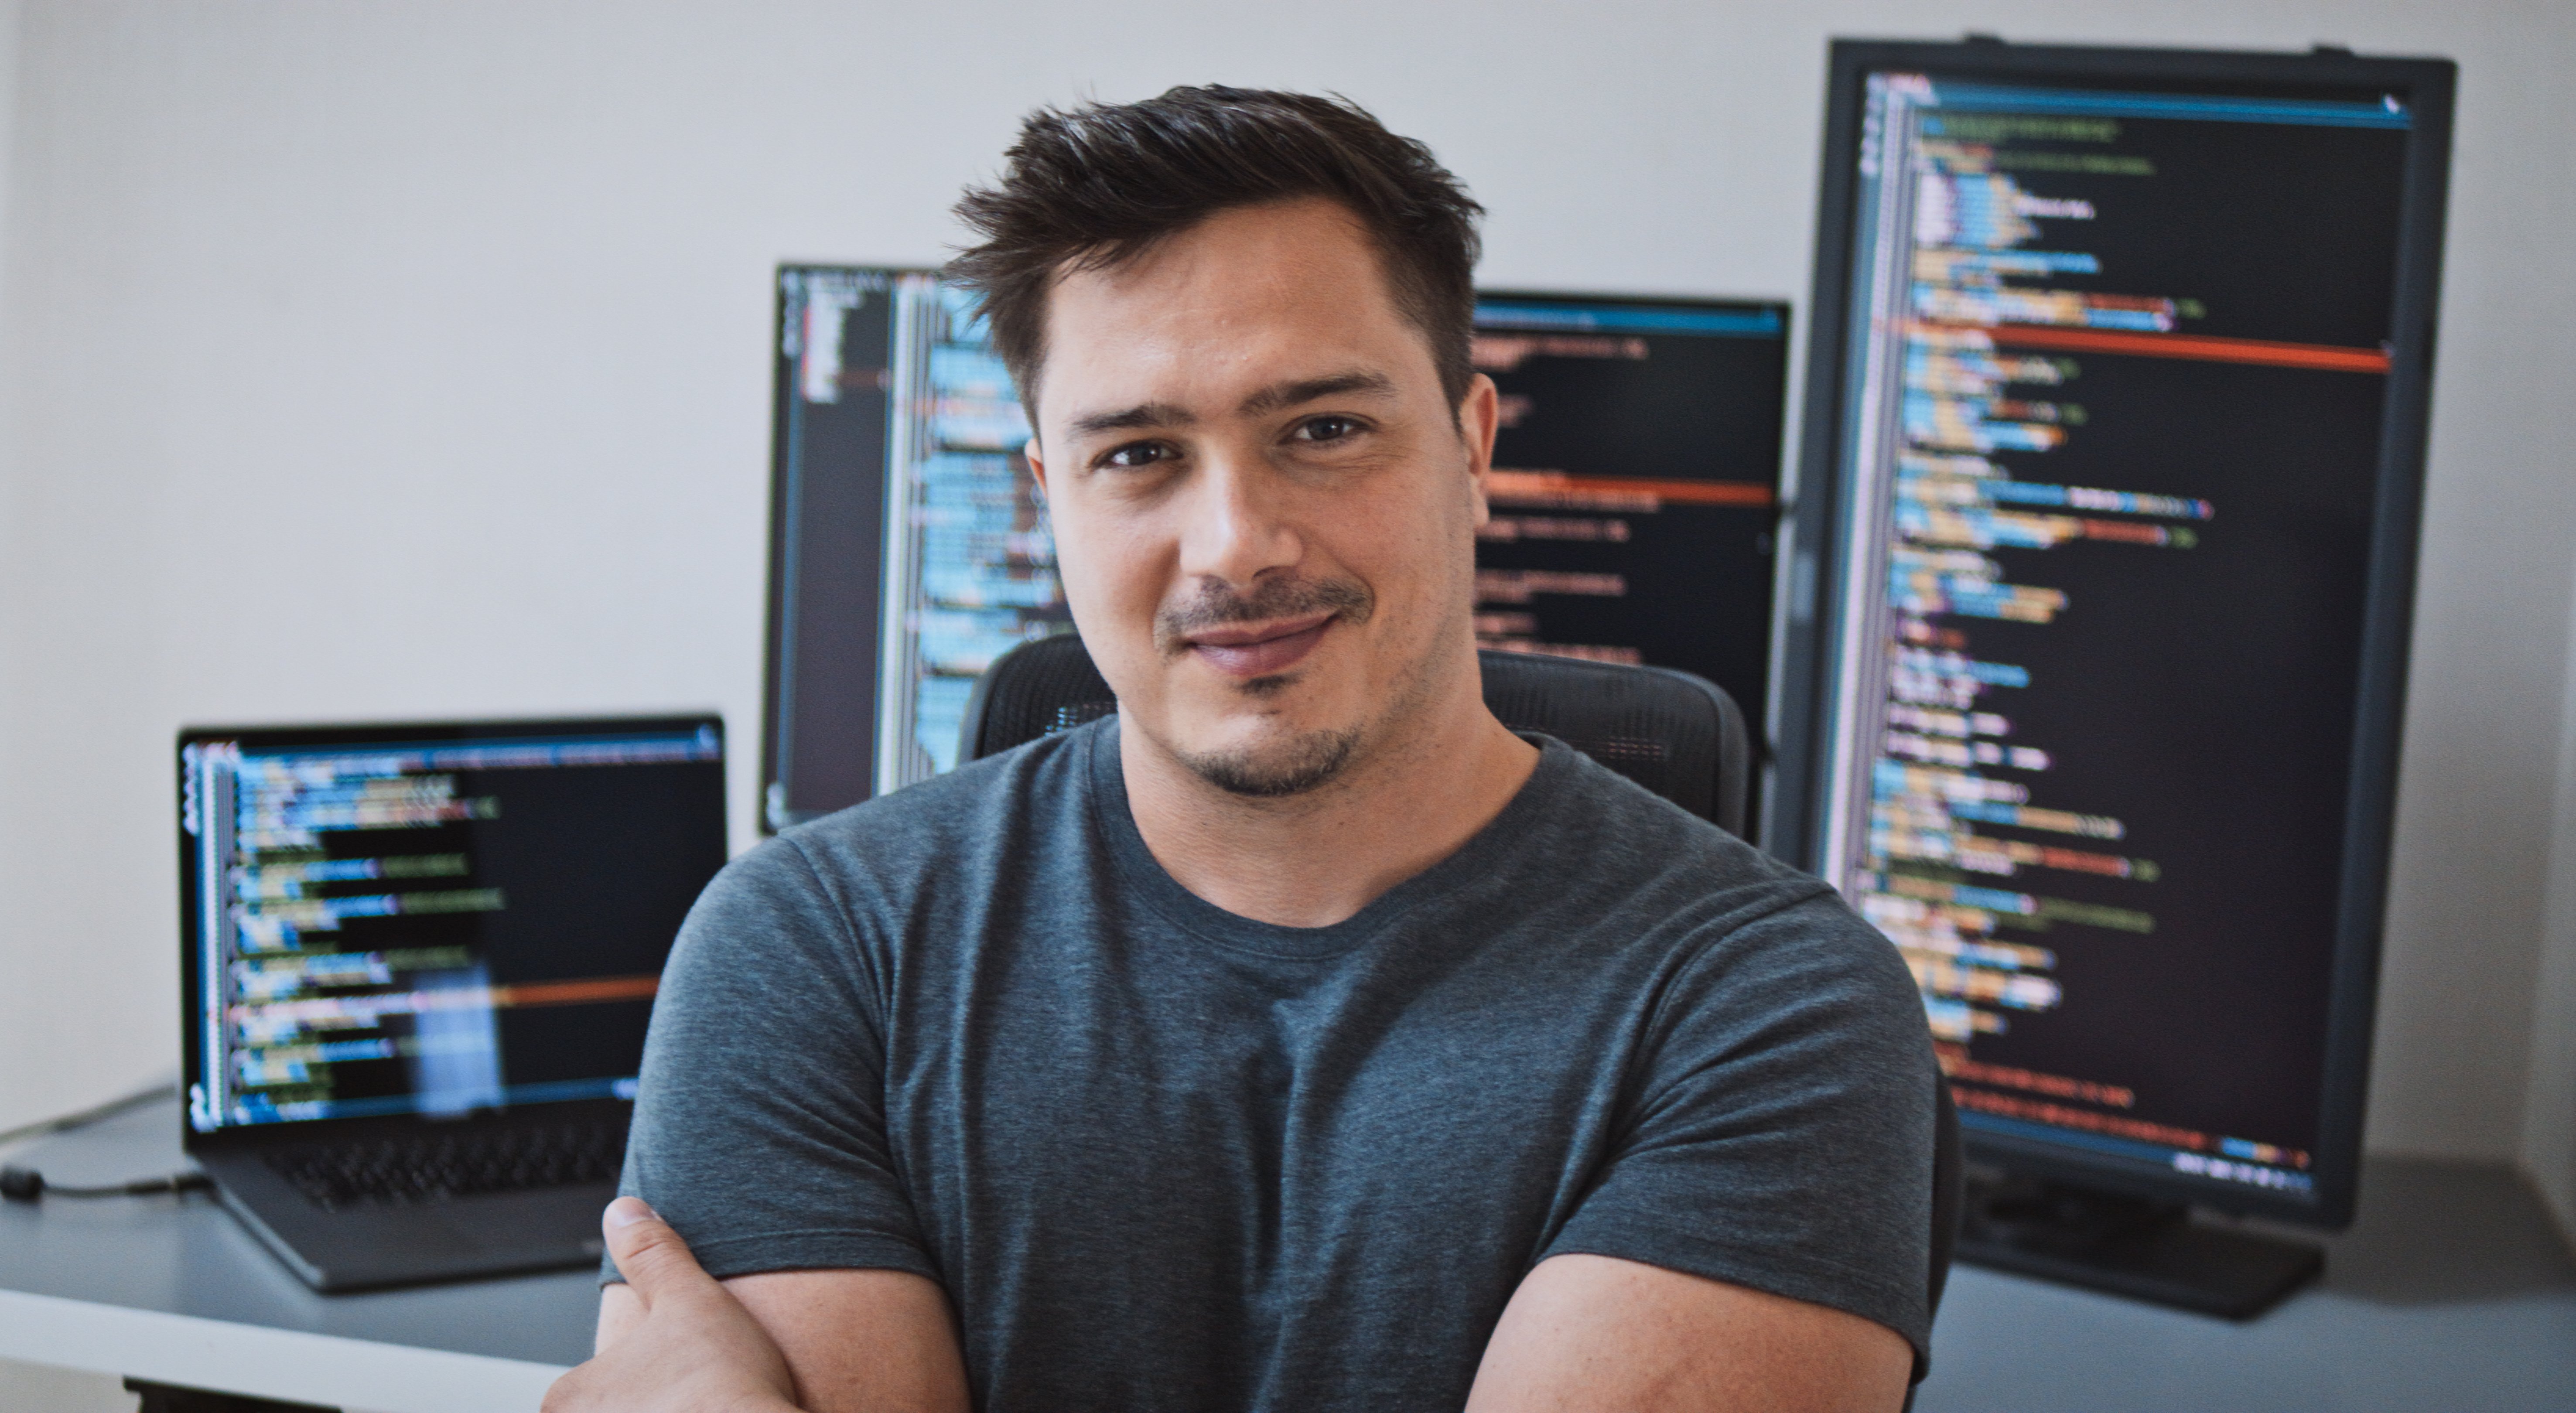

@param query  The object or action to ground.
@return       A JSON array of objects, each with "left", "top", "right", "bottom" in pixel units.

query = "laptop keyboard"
[{"left": 265, "top": 1119, "right": 627, "bottom": 1209}]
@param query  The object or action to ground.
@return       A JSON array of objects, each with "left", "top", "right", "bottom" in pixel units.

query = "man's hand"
[
  {"left": 542, "top": 1198, "right": 800, "bottom": 1413},
  {"left": 552, "top": 1198, "right": 971, "bottom": 1413}
]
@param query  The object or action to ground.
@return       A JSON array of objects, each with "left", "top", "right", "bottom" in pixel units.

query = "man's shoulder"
[
  {"left": 663, "top": 723, "right": 1102, "bottom": 997},
  {"left": 1524, "top": 740, "right": 1903, "bottom": 988},
  {"left": 711, "top": 721, "right": 1101, "bottom": 927},
  {"left": 1533, "top": 738, "right": 1829, "bottom": 909},
  {"left": 785, "top": 719, "right": 1098, "bottom": 857}
]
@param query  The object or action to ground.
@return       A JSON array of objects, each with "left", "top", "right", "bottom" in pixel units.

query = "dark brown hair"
[{"left": 946, "top": 86, "right": 1485, "bottom": 417}]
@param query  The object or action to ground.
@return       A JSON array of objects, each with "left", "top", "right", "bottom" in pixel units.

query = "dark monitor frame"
[
  {"left": 176, "top": 713, "right": 727, "bottom": 1160},
  {"left": 1771, "top": 39, "right": 2453, "bottom": 1228}
]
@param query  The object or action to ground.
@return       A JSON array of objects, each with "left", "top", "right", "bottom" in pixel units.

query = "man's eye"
[
  {"left": 1295, "top": 416, "right": 1364, "bottom": 444},
  {"left": 1101, "top": 441, "right": 1173, "bottom": 469}
]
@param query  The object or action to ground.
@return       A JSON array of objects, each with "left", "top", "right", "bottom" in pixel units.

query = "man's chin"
[{"left": 1173, "top": 725, "right": 1363, "bottom": 799}]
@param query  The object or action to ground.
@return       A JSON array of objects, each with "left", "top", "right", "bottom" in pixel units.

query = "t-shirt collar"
[{"left": 1084, "top": 714, "right": 1576, "bottom": 960}]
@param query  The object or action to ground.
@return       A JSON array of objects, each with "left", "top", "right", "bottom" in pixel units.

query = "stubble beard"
[
  {"left": 1181, "top": 722, "right": 1365, "bottom": 799},
  {"left": 1156, "top": 574, "right": 1377, "bottom": 799}
]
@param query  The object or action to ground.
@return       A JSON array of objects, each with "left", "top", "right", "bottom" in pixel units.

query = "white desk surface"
[
  {"left": 0, "top": 1100, "right": 587, "bottom": 1412},
  {"left": 3, "top": 1100, "right": 2571, "bottom": 1412},
  {"left": 1917, "top": 1157, "right": 2576, "bottom": 1412}
]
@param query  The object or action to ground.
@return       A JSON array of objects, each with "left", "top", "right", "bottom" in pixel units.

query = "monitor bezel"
[
  {"left": 175, "top": 712, "right": 727, "bottom": 1156},
  {"left": 1773, "top": 39, "right": 2454, "bottom": 1227}
]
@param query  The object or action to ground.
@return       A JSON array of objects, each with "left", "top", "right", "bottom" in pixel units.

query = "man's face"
[{"left": 1026, "top": 197, "right": 1497, "bottom": 797}]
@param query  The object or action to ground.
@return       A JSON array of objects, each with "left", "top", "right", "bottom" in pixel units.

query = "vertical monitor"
[
  {"left": 1471, "top": 294, "right": 1789, "bottom": 829},
  {"left": 1780, "top": 41, "right": 2452, "bottom": 1226},
  {"left": 763, "top": 268, "right": 1068, "bottom": 830}
]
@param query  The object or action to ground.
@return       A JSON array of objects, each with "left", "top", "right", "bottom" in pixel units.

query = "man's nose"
[{"left": 1176, "top": 447, "right": 1303, "bottom": 590}]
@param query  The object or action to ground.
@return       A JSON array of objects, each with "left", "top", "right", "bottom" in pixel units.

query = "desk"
[
  {"left": 4, "top": 1101, "right": 2572, "bottom": 1412},
  {"left": 1922, "top": 1267, "right": 2576, "bottom": 1411},
  {"left": 1917, "top": 1157, "right": 2576, "bottom": 1411},
  {"left": 0, "top": 1100, "right": 586, "bottom": 1412}
]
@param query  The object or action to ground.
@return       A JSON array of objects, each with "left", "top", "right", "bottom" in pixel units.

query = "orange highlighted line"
[
  {"left": 1939, "top": 1052, "right": 2137, "bottom": 1110},
  {"left": 1981, "top": 323, "right": 2391, "bottom": 373},
  {"left": 2081, "top": 519, "right": 2173, "bottom": 546},
  {"left": 1953, "top": 1085, "right": 2214, "bottom": 1153},
  {"left": 492, "top": 975, "right": 660, "bottom": 1008},
  {"left": 1487, "top": 469, "right": 1774, "bottom": 507}
]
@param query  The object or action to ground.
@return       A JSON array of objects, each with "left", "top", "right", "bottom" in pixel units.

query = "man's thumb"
[{"left": 604, "top": 1196, "right": 715, "bottom": 1301}]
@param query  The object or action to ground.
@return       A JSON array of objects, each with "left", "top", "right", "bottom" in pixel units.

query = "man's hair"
[{"left": 946, "top": 86, "right": 1485, "bottom": 417}]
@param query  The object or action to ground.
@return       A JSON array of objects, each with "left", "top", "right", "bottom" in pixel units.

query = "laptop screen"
[{"left": 178, "top": 717, "right": 727, "bottom": 1135}]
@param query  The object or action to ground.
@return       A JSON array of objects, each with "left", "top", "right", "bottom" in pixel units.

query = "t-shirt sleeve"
[
  {"left": 1541, "top": 887, "right": 1938, "bottom": 1364},
  {"left": 601, "top": 833, "right": 937, "bottom": 1287}
]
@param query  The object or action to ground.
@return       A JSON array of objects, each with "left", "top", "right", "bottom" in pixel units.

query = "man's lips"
[{"left": 1184, "top": 612, "right": 1337, "bottom": 678}]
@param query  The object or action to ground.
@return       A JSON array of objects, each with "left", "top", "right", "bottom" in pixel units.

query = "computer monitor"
[
  {"left": 1776, "top": 39, "right": 2452, "bottom": 1310},
  {"left": 1471, "top": 293, "right": 1789, "bottom": 830},
  {"left": 178, "top": 717, "right": 727, "bottom": 1132},
  {"left": 762, "top": 269, "right": 1794, "bottom": 835},
  {"left": 762, "top": 267, "right": 1066, "bottom": 830}
]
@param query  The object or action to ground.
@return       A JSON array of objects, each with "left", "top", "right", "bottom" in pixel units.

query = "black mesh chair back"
[
  {"left": 955, "top": 630, "right": 1961, "bottom": 1358},
  {"left": 957, "top": 632, "right": 1124, "bottom": 766},
  {"left": 1479, "top": 652, "right": 1751, "bottom": 836},
  {"left": 960, "top": 634, "right": 1753, "bottom": 836}
]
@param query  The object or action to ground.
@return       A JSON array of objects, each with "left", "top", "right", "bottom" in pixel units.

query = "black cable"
[
  {"left": 0, "top": 1165, "right": 211, "bottom": 1202},
  {"left": 0, "top": 1082, "right": 200, "bottom": 1204}
]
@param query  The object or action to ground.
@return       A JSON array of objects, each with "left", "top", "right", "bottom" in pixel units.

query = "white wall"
[
  {"left": 3, "top": 0, "right": 2572, "bottom": 1215},
  {"left": 0, "top": 1, "right": 120, "bottom": 1405}
]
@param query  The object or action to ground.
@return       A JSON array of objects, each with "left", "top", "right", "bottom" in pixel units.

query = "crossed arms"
[{"left": 545, "top": 1198, "right": 1912, "bottom": 1413}]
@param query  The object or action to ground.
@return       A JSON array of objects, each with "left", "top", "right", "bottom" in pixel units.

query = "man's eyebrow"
[
  {"left": 1069, "top": 401, "right": 1196, "bottom": 437},
  {"left": 1237, "top": 370, "right": 1398, "bottom": 419}
]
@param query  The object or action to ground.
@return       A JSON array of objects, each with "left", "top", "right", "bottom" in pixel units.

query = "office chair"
[
  {"left": 960, "top": 635, "right": 1756, "bottom": 836},
  {"left": 957, "top": 631, "right": 1963, "bottom": 1377}
]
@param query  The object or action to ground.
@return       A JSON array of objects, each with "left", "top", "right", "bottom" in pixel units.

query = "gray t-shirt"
[{"left": 617, "top": 719, "right": 1935, "bottom": 1410}]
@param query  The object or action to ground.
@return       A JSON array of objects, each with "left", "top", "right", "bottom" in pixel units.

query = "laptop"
[{"left": 176, "top": 715, "right": 727, "bottom": 1291}]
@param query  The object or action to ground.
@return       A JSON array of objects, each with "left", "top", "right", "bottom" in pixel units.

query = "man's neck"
[{"left": 1119, "top": 672, "right": 1541, "bottom": 930}]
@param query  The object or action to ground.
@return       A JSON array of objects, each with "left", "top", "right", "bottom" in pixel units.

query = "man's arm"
[
  {"left": 549, "top": 1199, "right": 971, "bottom": 1413},
  {"left": 1462, "top": 1253, "right": 1913, "bottom": 1413},
  {"left": 605, "top": 1272, "right": 970, "bottom": 1413}
]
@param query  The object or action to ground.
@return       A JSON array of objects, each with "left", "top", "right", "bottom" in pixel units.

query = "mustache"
[{"left": 1154, "top": 576, "right": 1375, "bottom": 655}]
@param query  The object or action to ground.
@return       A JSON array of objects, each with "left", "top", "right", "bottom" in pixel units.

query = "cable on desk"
[
  {"left": 0, "top": 1165, "right": 211, "bottom": 1202},
  {"left": 0, "top": 1082, "right": 205, "bottom": 1204}
]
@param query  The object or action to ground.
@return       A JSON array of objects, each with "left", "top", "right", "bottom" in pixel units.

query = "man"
[{"left": 547, "top": 87, "right": 1934, "bottom": 1413}]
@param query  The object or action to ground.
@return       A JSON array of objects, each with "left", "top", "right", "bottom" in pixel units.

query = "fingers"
[
  {"left": 562, "top": 1199, "right": 804, "bottom": 1413},
  {"left": 603, "top": 1196, "right": 719, "bottom": 1304}
]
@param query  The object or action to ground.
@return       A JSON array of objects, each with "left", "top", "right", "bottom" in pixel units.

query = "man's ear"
[
  {"left": 1024, "top": 436, "right": 1049, "bottom": 499},
  {"left": 1457, "top": 373, "right": 1500, "bottom": 529}
]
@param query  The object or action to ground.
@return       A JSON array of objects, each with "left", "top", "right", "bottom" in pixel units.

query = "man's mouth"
[{"left": 1183, "top": 611, "right": 1338, "bottom": 679}]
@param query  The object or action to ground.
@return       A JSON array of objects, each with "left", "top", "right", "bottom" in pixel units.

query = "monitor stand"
[{"left": 1955, "top": 1174, "right": 2323, "bottom": 1318}]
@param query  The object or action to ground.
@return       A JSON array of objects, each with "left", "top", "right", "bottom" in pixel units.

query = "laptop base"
[{"left": 200, "top": 1148, "right": 613, "bottom": 1293}]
